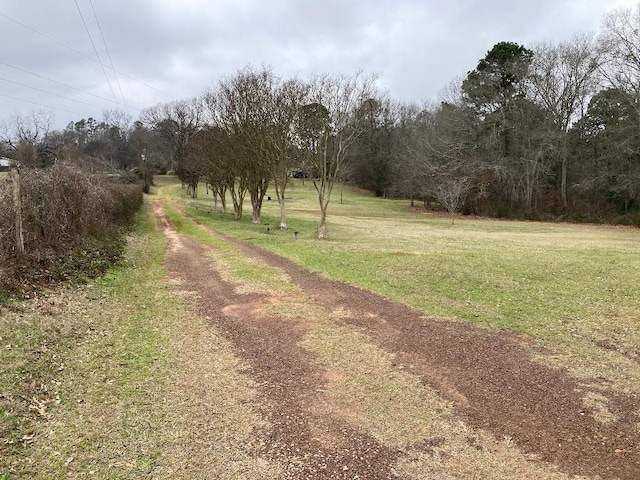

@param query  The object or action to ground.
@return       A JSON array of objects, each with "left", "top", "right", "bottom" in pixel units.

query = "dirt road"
[{"left": 156, "top": 202, "right": 640, "bottom": 479}]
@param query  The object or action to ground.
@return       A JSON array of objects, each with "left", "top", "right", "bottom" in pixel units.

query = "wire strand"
[
  {"left": 0, "top": 92, "right": 84, "bottom": 117},
  {"left": 0, "top": 60, "right": 140, "bottom": 111},
  {"left": 0, "top": 12, "right": 172, "bottom": 98},
  {"left": 73, "top": 0, "right": 119, "bottom": 106},
  {"left": 0, "top": 76, "right": 110, "bottom": 111},
  {"left": 89, "top": 0, "right": 127, "bottom": 107}
]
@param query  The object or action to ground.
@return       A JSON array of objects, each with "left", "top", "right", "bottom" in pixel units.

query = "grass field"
[
  {"left": 3, "top": 175, "right": 638, "bottom": 478},
  {"left": 160, "top": 175, "right": 640, "bottom": 395},
  {"left": 159, "top": 199, "right": 575, "bottom": 479}
]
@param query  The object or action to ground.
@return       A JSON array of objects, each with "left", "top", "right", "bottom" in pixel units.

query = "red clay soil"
[{"left": 161, "top": 204, "right": 640, "bottom": 479}]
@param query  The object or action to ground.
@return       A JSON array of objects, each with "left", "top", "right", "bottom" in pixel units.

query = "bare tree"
[
  {"left": 529, "top": 32, "right": 602, "bottom": 207},
  {"left": 204, "top": 67, "right": 309, "bottom": 226},
  {"left": 600, "top": 5, "right": 640, "bottom": 103},
  {"left": 140, "top": 98, "right": 204, "bottom": 173},
  {"left": 1, "top": 111, "right": 55, "bottom": 168},
  {"left": 269, "top": 78, "right": 308, "bottom": 229},
  {"left": 103, "top": 108, "right": 132, "bottom": 134},
  {"left": 435, "top": 177, "right": 469, "bottom": 224},
  {"left": 390, "top": 102, "right": 435, "bottom": 206},
  {"left": 209, "top": 67, "right": 274, "bottom": 223},
  {"left": 190, "top": 125, "right": 233, "bottom": 214},
  {"left": 298, "top": 72, "right": 380, "bottom": 238}
]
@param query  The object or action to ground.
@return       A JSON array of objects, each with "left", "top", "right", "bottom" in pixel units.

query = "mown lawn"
[
  {"left": 161, "top": 199, "right": 575, "bottom": 479},
  {"left": 160, "top": 175, "right": 640, "bottom": 394},
  {"left": 2, "top": 176, "right": 637, "bottom": 478}
]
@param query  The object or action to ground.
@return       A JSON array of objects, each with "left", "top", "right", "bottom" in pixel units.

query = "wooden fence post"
[{"left": 11, "top": 164, "right": 24, "bottom": 254}]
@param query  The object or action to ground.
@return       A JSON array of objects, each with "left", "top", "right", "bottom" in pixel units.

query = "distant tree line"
[
  {"left": 348, "top": 9, "right": 640, "bottom": 224},
  {"left": 2, "top": 5, "right": 640, "bottom": 232}
]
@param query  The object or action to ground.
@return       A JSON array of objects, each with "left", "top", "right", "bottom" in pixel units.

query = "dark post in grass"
[{"left": 142, "top": 148, "right": 151, "bottom": 194}]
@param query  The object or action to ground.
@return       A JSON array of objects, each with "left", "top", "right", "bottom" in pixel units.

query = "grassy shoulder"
[
  {"left": 0, "top": 198, "right": 280, "bottom": 479},
  {"left": 163, "top": 175, "right": 640, "bottom": 395},
  {"left": 0, "top": 202, "right": 166, "bottom": 477}
]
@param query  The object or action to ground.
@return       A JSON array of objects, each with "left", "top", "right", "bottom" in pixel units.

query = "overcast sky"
[{"left": 1, "top": 0, "right": 637, "bottom": 131}]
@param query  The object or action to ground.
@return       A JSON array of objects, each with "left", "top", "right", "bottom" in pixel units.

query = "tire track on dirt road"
[{"left": 156, "top": 202, "right": 401, "bottom": 479}]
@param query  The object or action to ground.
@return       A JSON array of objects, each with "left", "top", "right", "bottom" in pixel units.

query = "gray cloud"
[{"left": 0, "top": 0, "right": 636, "bottom": 130}]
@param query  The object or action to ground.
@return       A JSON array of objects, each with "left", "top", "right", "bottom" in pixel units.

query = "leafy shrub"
[{"left": 496, "top": 204, "right": 511, "bottom": 218}]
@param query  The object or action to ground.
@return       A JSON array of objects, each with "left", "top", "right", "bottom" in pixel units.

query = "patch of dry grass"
[
  {"left": 0, "top": 288, "right": 91, "bottom": 476},
  {"left": 152, "top": 286, "right": 284, "bottom": 479},
  {"left": 258, "top": 301, "right": 575, "bottom": 479},
  {"left": 581, "top": 391, "right": 618, "bottom": 425},
  {"left": 0, "top": 206, "right": 171, "bottom": 477},
  {"left": 300, "top": 320, "right": 575, "bottom": 479}
]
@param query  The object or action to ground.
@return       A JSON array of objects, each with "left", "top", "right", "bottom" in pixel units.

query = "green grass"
[
  {"left": 161, "top": 175, "right": 640, "bottom": 393},
  {"left": 0, "top": 202, "right": 173, "bottom": 477},
  {"left": 159, "top": 187, "right": 574, "bottom": 478}
]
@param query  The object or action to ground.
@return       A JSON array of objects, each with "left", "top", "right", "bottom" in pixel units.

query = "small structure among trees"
[{"left": 0, "top": 157, "right": 11, "bottom": 172}]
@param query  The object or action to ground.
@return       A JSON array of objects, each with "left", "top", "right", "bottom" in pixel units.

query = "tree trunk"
[
  {"left": 216, "top": 186, "right": 227, "bottom": 214},
  {"left": 11, "top": 167, "right": 24, "bottom": 255},
  {"left": 317, "top": 205, "right": 328, "bottom": 239},
  {"left": 231, "top": 189, "right": 243, "bottom": 221},
  {"left": 274, "top": 174, "right": 288, "bottom": 229},
  {"left": 233, "top": 201, "right": 243, "bottom": 221},
  {"left": 560, "top": 156, "right": 567, "bottom": 208},
  {"left": 279, "top": 198, "right": 287, "bottom": 229},
  {"left": 251, "top": 192, "right": 261, "bottom": 224},
  {"left": 249, "top": 178, "right": 269, "bottom": 225}
]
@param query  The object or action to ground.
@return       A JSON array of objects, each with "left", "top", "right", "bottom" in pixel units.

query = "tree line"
[
  {"left": 3, "top": 5, "right": 640, "bottom": 235},
  {"left": 351, "top": 8, "right": 640, "bottom": 224}
]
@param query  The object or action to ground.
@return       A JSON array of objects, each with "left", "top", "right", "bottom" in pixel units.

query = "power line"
[
  {"left": 89, "top": 0, "right": 126, "bottom": 107},
  {"left": 0, "top": 60, "right": 140, "bottom": 111},
  {"left": 0, "top": 92, "right": 84, "bottom": 117},
  {"left": 0, "top": 11, "right": 173, "bottom": 99},
  {"left": 0, "top": 76, "right": 109, "bottom": 111},
  {"left": 0, "top": 12, "right": 95, "bottom": 65},
  {"left": 73, "top": 0, "right": 119, "bottom": 107}
]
